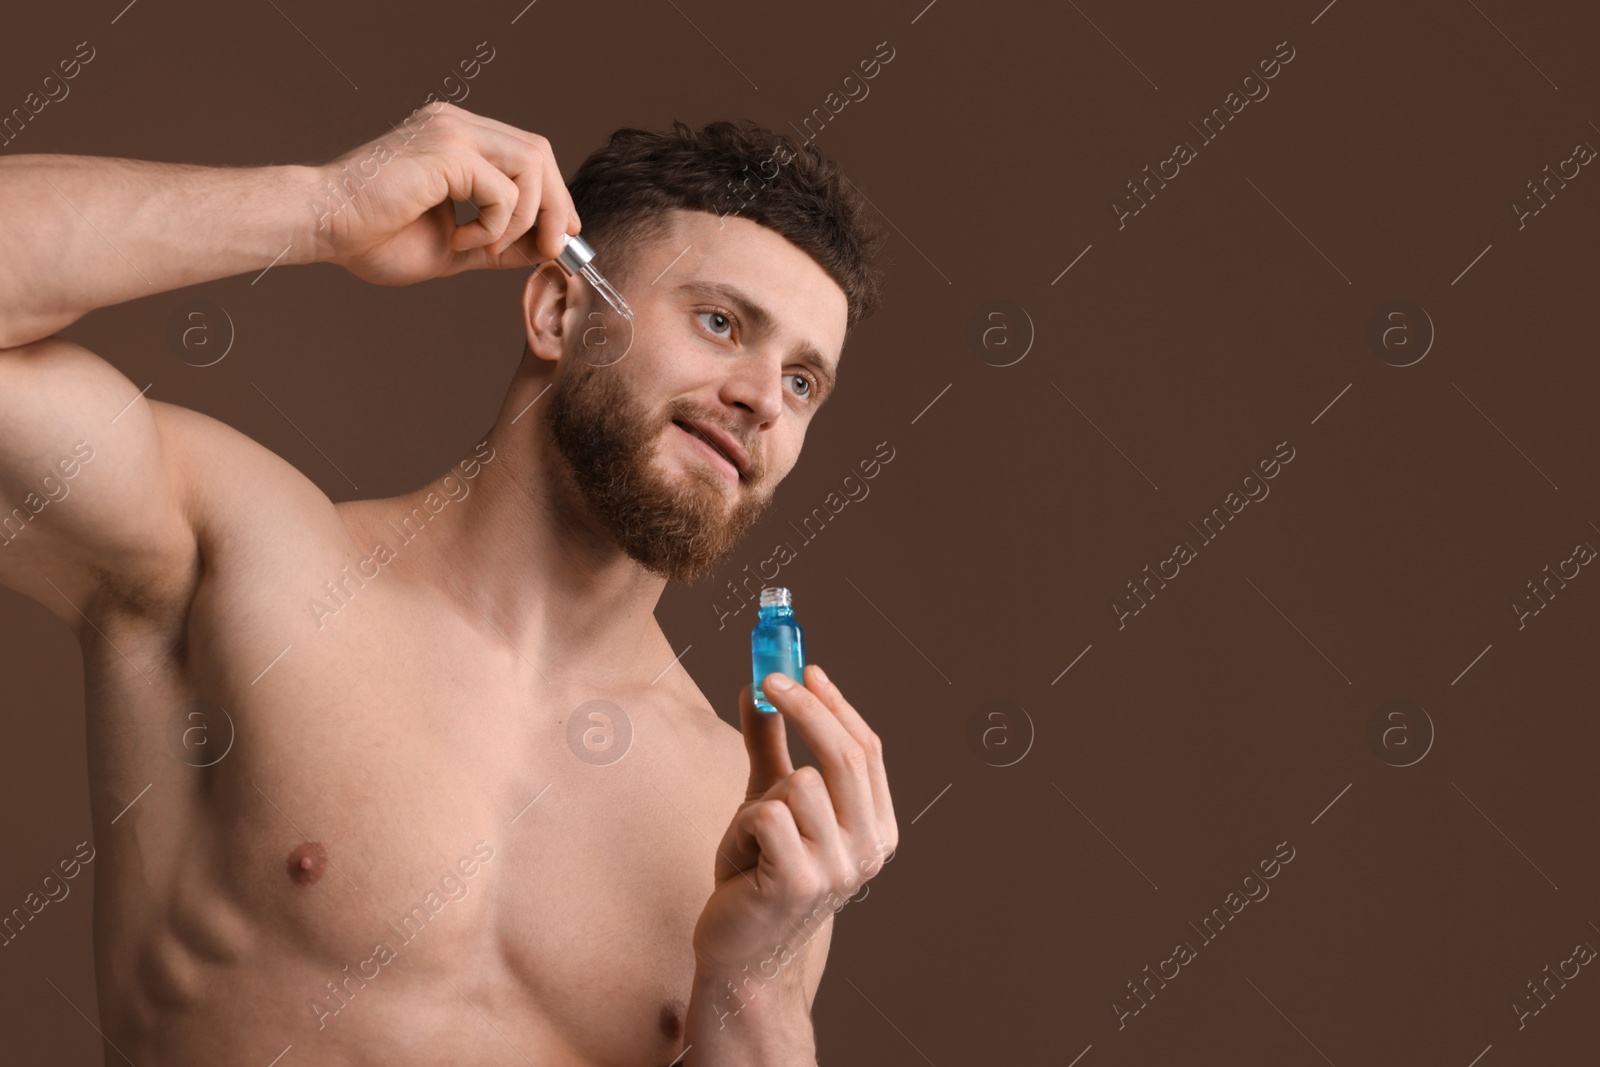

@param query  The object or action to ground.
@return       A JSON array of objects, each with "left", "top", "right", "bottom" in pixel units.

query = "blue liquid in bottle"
[{"left": 752, "top": 586, "right": 805, "bottom": 713}]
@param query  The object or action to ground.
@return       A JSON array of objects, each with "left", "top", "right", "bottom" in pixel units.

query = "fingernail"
[
  {"left": 766, "top": 673, "right": 795, "bottom": 692},
  {"left": 811, "top": 664, "right": 829, "bottom": 685}
]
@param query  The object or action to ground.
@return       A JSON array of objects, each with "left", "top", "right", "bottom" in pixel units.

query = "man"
[{"left": 0, "top": 101, "right": 898, "bottom": 1066}]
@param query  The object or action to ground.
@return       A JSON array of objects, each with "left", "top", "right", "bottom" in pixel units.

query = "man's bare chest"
[{"left": 91, "top": 567, "right": 747, "bottom": 1063}]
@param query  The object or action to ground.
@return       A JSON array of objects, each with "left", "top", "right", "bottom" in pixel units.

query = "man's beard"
[{"left": 544, "top": 355, "right": 774, "bottom": 584}]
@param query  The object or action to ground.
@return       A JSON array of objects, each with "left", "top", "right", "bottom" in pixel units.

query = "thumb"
[{"left": 738, "top": 681, "right": 794, "bottom": 800}]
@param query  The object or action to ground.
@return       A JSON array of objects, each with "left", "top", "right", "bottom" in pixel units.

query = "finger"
[
  {"left": 445, "top": 153, "right": 519, "bottom": 252},
  {"left": 445, "top": 226, "right": 543, "bottom": 273},
  {"left": 764, "top": 766, "right": 843, "bottom": 854},
  {"left": 446, "top": 111, "right": 583, "bottom": 242},
  {"left": 804, "top": 664, "right": 896, "bottom": 857},
  {"left": 424, "top": 201, "right": 530, "bottom": 277},
  {"left": 762, "top": 672, "right": 876, "bottom": 837},
  {"left": 730, "top": 799, "right": 810, "bottom": 897},
  {"left": 438, "top": 239, "right": 537, "bottom": 277},
  {"left": 454, "top": 125, "right": 553, "bottom": 258},
  {"left": 419, "top": 200, "right": 532, "bottom": 280},
  {"left": 491, "top": 152, "right": 544, "bottom": 258},
  {"left": 739, "top": 682, "right": 794, "bottom": 800},
  {"left": 498, "top": 229, "right": 548, "bottom": 271},
  {"left": 530, "top": 141, "right": 578, "bottom": 261},
  {"left": 440, "top": 124, "right": 545, "bottom": 257}
]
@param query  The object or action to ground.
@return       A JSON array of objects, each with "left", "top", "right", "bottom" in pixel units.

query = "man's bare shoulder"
[
  {"left": 665, "top": 674, "right": 748, "bottom": 790},
  {"left": 153, "top": 398, "right": 345, "bottom": 520},
  {"left": 119, "top": 398, "right": 358, "bottom": 617},
  {"left": 680, "top": 675, "right": 744, "bottom": 738}
]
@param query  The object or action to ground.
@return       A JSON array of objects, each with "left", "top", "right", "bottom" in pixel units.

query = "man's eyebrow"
[{"left": 672, "top": 280, "right": 839, "bottom": 400}]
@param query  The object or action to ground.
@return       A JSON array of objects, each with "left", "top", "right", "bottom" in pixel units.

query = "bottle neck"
[{"left": 758, "top": 604, "right": 795, "bottom": 621}]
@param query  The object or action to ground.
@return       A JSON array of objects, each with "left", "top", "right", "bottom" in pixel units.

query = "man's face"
[{"left": 538, "top": 209, "right": 849, "bottom": 584}]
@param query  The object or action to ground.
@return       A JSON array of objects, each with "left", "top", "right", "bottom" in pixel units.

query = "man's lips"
[{"left": 672, "top": 419, "right": 747, "bottom": 481}]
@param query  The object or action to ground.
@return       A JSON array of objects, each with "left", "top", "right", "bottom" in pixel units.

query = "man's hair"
[{"left": 566, "top": 120, "right": 887, "bottom": 332}]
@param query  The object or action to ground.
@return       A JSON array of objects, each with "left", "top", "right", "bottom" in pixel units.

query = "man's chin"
[
  {"left": 632, "top": 548, "right": 731, "bottom": 586},
  {"left": 617, "top": 471, "right": 770, "bottom": 584},
  {"left": 622, "top": 522, "right": 740, "bottom": 585}
]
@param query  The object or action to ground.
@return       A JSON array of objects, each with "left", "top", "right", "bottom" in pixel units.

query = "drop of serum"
[{"left": 287, "top": 841, "right": 328, "bottom": 885}]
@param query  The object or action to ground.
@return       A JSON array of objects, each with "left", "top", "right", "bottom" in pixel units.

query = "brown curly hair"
[{"left": 566, "top": 120, "right": 887, "bottom": 332}]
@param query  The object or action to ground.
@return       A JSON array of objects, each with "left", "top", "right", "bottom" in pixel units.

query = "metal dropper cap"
[{"left": 555, "top": 233, "right": 597, "bottom": 276}]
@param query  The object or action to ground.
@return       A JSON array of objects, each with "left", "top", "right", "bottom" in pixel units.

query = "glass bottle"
[{"left": 751, "top": 587, "right": 805, "bottom": 713}]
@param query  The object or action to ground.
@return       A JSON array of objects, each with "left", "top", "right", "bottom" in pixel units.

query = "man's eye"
[
  {"left": 786, "top": 372, "right": 817, "bottom": 401},
  {"left": 696, "top": 309, "right": 734, "bottom": 339}
]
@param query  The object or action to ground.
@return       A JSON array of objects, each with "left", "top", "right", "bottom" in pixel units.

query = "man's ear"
[{"left": 523, "top": 262, "right": 573, "bottom": 363}]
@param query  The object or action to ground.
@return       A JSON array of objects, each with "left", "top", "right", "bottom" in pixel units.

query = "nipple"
[
  {"left": 659, "top": 998, "right": 686, "bottom": 1040},
  {"left": 287, "top": 841, "right": 328, "bottom": 885}
]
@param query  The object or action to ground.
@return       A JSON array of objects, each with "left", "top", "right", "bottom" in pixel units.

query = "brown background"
[{"left": 2, "top": 0, "right": 1598, "bottom": 1063}]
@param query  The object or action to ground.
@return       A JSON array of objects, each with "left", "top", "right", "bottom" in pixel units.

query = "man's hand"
[
  {"left": 312, "top": 101, "right": 582, "bottom": 286},
  {"left": 692, "top": 664, "right": 898, "bottom": 982}
]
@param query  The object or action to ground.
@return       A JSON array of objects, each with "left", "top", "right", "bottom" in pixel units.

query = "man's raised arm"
[
  {"left": 0, "top": 101, "right": 584, "bottom": 350},
  {"left": 0, "top": 154, "right": 322, "bottom": 350},
  {"left": 0, "top": 103, "right": 583, "bottom": 626}
]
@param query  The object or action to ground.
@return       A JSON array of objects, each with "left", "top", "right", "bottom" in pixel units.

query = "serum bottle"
[{"left": 752, "top": 587, "right": 805, "bottom": 713}]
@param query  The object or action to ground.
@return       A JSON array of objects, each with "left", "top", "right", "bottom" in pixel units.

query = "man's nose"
[{"left": 720, "top": 354, "right": 786, "bottom": 424}]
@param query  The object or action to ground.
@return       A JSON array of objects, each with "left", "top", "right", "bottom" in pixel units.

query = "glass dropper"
[{"left": 554, "top": 233, "right": 635, "bottom": 320}]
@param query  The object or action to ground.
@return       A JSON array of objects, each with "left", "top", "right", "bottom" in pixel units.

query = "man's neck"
[{"left": 360, "top": 370, "right": 677, "bottom": 695}]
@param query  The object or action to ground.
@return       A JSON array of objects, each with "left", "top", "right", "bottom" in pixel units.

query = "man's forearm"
[
  {"left": 682, "top": 966, "right": 818, "bottom": 1067},
  {"left": 0, "top": 155, "right": 323, "bottom": 348}
]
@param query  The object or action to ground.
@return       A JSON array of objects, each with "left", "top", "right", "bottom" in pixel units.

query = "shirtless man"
[{"left": 0, "top": 102, "right": 898, "bottom": 1066}]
